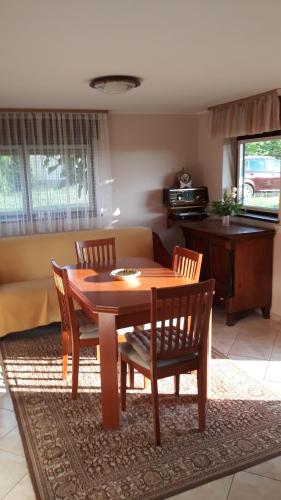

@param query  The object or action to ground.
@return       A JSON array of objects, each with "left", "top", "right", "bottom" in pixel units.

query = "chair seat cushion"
[
  {"left": 119, "top": 342, "right": 197, "bottom": 370},
  {"left": 75, "top": 310, "right": 99, "bottom": 340},
  {"left": 125, "top": 326, "right": 189, "bottom": 362}
]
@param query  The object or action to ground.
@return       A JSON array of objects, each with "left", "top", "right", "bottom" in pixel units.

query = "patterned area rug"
[{"left": 1, "top": 325, "right": 281, "bottom": 500}]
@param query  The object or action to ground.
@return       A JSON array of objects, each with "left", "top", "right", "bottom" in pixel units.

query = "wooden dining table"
[{"left": 67, "top": 256, "right": 205, "bottom": 430}]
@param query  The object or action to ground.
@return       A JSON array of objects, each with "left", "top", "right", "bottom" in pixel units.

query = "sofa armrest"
[{"left": 152, "top": 232, "right": 172, "bottom": 269}]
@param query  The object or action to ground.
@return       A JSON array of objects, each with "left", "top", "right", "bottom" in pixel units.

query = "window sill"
[
  {"left": 237, "top": 213, "right": 279, "bottom": 224},
  {"left": 231, "top": 213, "right": 280, "bottom": 231},
  {"left": 0, "top": 209, "right": 97, "bottom": 223}
]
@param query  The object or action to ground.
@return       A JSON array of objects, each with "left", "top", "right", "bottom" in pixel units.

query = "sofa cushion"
[
  {"left": 0, "top": 226, "right": 153, "bottom": 284},
  {"left": 0, "top": 278, "right": 60, "bottom": 336}
]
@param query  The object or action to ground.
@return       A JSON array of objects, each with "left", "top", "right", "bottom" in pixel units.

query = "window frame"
[{"left": 236, "top": 130, "right": 281, "bottom": 223}]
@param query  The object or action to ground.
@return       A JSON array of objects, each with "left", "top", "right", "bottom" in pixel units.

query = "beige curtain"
[
  {"left": 222, "top": 138, "right": 237, "bottom": 188},
  {"left": 210, "top": 89, "right": 281, "bottom": 137}
]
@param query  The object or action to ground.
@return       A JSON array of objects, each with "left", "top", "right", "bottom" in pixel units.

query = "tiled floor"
[{"left": 0, "top": 309, "right": 281, "bottom": 499}]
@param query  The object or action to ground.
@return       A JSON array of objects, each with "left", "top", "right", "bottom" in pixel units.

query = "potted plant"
[{"left": 209, "top": 187, "right": 242, "bottom": 225}]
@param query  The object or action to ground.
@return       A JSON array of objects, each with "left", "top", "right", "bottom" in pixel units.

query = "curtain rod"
[
  {"left": 0, "top": 108, "right": 109, "bottom": 113},
  {"left": 208, "top": 89, "right": 279, "bottom": 110}
]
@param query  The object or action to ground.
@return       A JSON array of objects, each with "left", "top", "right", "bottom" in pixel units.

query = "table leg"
[{"left": 99, "top": 313, "right": 119, "bottom": 429}]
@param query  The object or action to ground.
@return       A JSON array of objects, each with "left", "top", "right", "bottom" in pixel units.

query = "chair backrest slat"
[
  {"left": 174, "top": 297, "right": 182, "bottom": 352},
  {"left": 160, "top": 309, "right": 166, "bottom": 354},
  {"left": 75, "top": 237, "right": 116, "bottom": 266},
  {"left": 182, "top": 314, "right": 189, "bottom": 348},
  {"left": 150, "top": 280, "right": 215, "bottom": 363},
  {"left": 172, "top": 246, "right": 203, "bottom": 282},
  {"left": 167, "top": 311, "right": 174, "bottom": 352}
]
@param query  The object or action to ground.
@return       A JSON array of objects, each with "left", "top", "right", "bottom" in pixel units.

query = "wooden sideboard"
[{"left": 181, "top": 219, "right": 275, "bottom": 325}]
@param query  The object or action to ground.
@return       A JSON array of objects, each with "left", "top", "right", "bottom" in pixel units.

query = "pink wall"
[
  {"left": 197, "top": 112, "right": 223, "bottom": 201},
  {"left": 108, "top": 113, "right": 199, "bottom": 248}
]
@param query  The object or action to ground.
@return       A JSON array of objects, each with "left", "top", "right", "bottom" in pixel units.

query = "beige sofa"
[{"left": 0, "top": 226, "right": 158, "bottom": 337}]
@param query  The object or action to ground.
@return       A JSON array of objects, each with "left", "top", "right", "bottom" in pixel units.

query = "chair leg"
[
  {"left": 61, "top": 329, "right": 69, "bottom": 380},
  {"left": 96, "top": 345, "right": 100, "bottom": 362},
  {"left": 197, "top": 368, "right": 207, "bottom": 432},
  {"left": 143, "top": 376, "right": 150, "bottom": 390},
  {"left": 71, "top": 343, "right": 80, "bottom": 400},
  {"left": 67, "top": 333, "right": 72, "bottom": 354},
  {"left": 129, "top": 365, "right": 135, "bottom": 388},
  {"left": 151, "top": 377, "right": 161, "bottom": 446},
  {"left": 120, "top": 357, "right": 127, "bottom": 411},
  {"left": 174, "top": 374, "right": 180, "bottom": 396}
]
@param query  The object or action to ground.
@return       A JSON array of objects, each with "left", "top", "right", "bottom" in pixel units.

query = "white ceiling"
[{"left": 0, "top": 0, "right": 280, "bottom": 114}]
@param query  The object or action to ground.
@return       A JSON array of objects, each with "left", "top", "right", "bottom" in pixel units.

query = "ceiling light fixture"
[{"left": 89, "top": 75, "right": 141, "bottom": 94}]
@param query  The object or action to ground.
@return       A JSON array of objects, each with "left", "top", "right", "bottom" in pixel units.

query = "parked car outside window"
[
  {"left": 237, "top": 136, "right": 281, "bottom": 216},
  {"left": 244, "top": 156, "right": 280, "bottom": 198}
]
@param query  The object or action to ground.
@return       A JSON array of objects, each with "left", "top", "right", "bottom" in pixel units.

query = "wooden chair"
[
  {"left": 119, "top": 279, "right": 215, "bottom": 446},
  {"left": 75, "top": 236, "right": 139, "bottom": 388},
  {"left": 172, "top": 245, "right": 203, "bottom": 282},
  {"left": 51, "top": 259, "right": 100, "bottom": 399},
  {"left": 75, "top": 237, "right": 116, "bottom": 266},
  {"left": 172, "top": 246, "right": 203, "bottom": 386}
]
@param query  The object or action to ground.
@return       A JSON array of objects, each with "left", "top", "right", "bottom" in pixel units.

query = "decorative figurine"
[{"left": 176, "top": 168, "right": 192, "bottom": 188}]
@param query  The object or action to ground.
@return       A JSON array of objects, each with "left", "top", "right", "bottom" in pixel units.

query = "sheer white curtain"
[{"left": 0, "top": 111, "right": 112, "bottom": 236}]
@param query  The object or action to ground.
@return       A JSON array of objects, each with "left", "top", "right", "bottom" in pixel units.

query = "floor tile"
[
  {"left": 0, "top": 449, "right": 27, "bottom": 498},
  {"left": 227, "top": 471, "right": 281, "bottom": 500},
  {"left": 0, "top": 392, "right": 14, "bottom": 412},
  {"left": 212, "top": 324, "right": 240, "bottom": 356},
  {"left": 260, "top": 380, "right": 281, "bottom": 397},
  {"left": 264, "top": 359, "right": 281, "bottom": 383},
  {"left": 228, "top": 330, "right": 276, "bottom": 360},
  {"left": 264, "top": 338, "right": 281, "bottom": 383},
  {"left": 0, "top": 409, "right": 17, "bottom": 440},
  {"left": 0, "top": 427, "right": 24, "bottom": 457},
  {"left": 227, "top": 356, "right": 269, "bottom": 382},
  {"left": 168, "top": 475, "right": 233, "bottom": 499},
  {"left": 212, "top": 307, "right": 228, "bottom": 326},
  {"left": 272, "top": 331, "right": 281, "bottom": 347},
  {"left": 0, "top": 378, "right": 8, "bottom": 394},
  {"left": 238, "top": 323, "right": 279, "bottom": 340},
  {"left": 246, "top": 455, "right": 281, "bottom": 481},
  {"left": 2, "top": 473, "right": 35, "bottom": 500},
  {"left": 237, "top": 312, "right": 280, "bottom": 333}
]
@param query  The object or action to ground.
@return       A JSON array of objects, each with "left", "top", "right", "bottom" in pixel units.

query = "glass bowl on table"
[{"left": 110, "top": 268, "right": 141, "bottom": 281}]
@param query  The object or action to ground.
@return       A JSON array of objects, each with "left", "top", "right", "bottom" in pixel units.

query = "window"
[
  {"left": 237, "top": 135, "right": 281, "bottom": 219},
  {"left": 0, "top": 146, "right": 95, "bottom": 221},
  {"left": 0, "top": 111, "right": 111, "bottom": 236}
]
